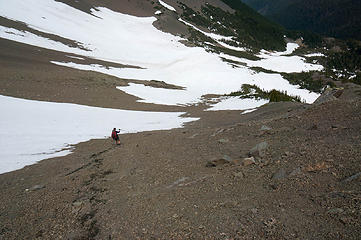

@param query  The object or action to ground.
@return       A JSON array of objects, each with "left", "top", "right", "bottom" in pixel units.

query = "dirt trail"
[{"left": 0, "top": 95, "right": 360, "bottom": 239}]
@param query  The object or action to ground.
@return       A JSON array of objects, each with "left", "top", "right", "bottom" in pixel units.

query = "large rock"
[
  {"left": 313, "top": 87, "right": 344, "bottom": 104},
  {"left": 206, "top": 155, "right": 232, "bottom": 167},
  {"left": 249, "top": 141, "right": 268, "bottom": 158},
  {"left": 242, "top": 157, "right": 256, "bottom": 166}
]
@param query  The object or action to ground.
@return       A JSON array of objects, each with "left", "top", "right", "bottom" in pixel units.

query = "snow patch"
[
  {"left": 178, "top": 18, "right": 233, "bottom": 42},
  {"left": 66, "top": 55, "right": 85, "bottom": 60},
  {"left": 159, "top": 0, "right": 176, "bottom": 12},
  {"left": 0, "top": 95, "right": 197, "bottom": 174},
  {"left": 305, "top": 53, "right": 325, "bottom": 57},
  {"left": 207, "top": 97, "right": 268, "bottom": 111},
  {"left": 241, "top": 109, "right": 257, "bottom": 114},
  {"left": 220, "top": 43, "right": 324, "bottom": 74}
]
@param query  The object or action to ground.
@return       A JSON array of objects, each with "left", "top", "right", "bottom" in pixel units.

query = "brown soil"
[
  {"left": 0, "top": 38, "right": 186, "bottom": 112},
  {"left": 0, "top": 3, "right": 360, "bottom": 238},
  {"left": 0, "top": 96, "right": 360, "bottom": 239}
]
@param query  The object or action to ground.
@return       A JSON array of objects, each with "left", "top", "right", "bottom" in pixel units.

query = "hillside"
[
  {"left": 239, "top": 0, "right": 361, "bottom": 40},
  {"left": 0, "top": 0, "right": 360, "bottom": 239}
]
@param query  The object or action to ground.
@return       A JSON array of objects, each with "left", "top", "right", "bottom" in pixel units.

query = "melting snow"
[
  {"left": 159, "top": 0, "right": 176, "bottom": 12},
  {"left": 0, "top": 95, "right": 197, "bottom": 174},
  {"left": 66, "top": 55, "right": 85, "bottom": 60},
  {"left": 178, "top": 18, "right": 233, "bottom": 41},
  {"left": 305, "top": 53, "right": 325, "bottom": 57},
  {"left": 241, "top": 109, "right": 257, "bottom": 114},
  {"left": 207, "top": 97, "right": 268, "bottom": 111},
  {"left": 0, "top": 0, "right": 322, "bottom": 106},
  {"left": 0, "top": 0, "right": 326, "bottom": 173},
  {"left": 220, "top": 43, "right": 324, "bottom": 73}
]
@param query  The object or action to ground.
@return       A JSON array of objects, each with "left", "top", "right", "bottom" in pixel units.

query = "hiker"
[{"left": 111, "top": 128, "right": 121, "bottom": 145}]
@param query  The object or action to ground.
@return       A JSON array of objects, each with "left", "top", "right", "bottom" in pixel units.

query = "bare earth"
[
  {"left": 1, "top": 18, "right": 361, "bottom": 239},
  {"left": 0, "top": 91, "right": 360, "bottom": 239}
]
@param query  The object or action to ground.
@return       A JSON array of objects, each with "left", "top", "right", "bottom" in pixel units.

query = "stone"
[
  {"left": 242, "top": 157, "right": 256, "bottom": 166},
  {"left": 327, "top": 208, "right": 344, "bottom": 214},
  {"left": 305, "top": 162, "right": 329, "bottom": 172},
  {"left": 222, "top": 155, "right": 232, "bottom": 162},
  {"left": 313, "top": 87, "right": 344, "bottom": 104},
  {"left": 272, "top": 168, "right": 286, "bottom": 180},
  {"left": 231, "top": 159, "right": 242, "bottom": 165},
  {"left": 250, "top": 208, "right": 258, "bottom": 214},
  {"left": 72, "top": 201, "right": 83, "bottom": 207},
  {"left": 28, "top": 185, "right": 45, "bottom": 191},
  {"left": 260, "top": 125, "right": 272, "bottom": 131},
  {"left": 218, "top": 139, "right": 229, "bottom": 143},
  {"left": 188, "top": 133, "right": 199, "bottom": 139},
  {"left": 233, "top": 171, "right": 244, "bottom": 178},
  {"left": 249, "top": 141, "right": 268, "bottom": 158},
  {"left": 289, "top": 167, "right": 302, "bottom": 177},
  {"left": 343, "top": 172, "right": 361, "bottom": 182},
  {"left": 284, "top": 151, "right": 291, "bottom": 157},
  {"left": 206, "top": 155, "right": 232, "bottom": 167},
  {"left": 308, "top": 124, "right": 318, "bottom": 130}
]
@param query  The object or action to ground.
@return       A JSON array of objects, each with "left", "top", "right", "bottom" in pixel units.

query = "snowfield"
[
  {"left": 0, "top": 0, "right": 322, "bottom": 107},
  {"left": 0, "top": 95, "right": 197, "bottom": 174},
  {"left": 0, "top": 0, "right": 325, "bottom": 173}
]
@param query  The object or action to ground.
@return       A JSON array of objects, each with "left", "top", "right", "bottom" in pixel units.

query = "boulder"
[
  {"left": 249, "top": 141, "right": 268, "bottom": 158},
  {"left": 206, "top": 155, "right": 232, "bottom": 167},
  {"left": 313, "top": 87, "right": 344, "bottom": 104},
  {"left": 242, "top": 157, "right": 256, "bottom": 166}
]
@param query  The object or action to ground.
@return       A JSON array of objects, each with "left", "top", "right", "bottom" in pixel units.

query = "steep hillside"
[
  {"left": 0, "top": 0, "right": 360, "bottom": 239},
  {"left": 239, "top": 0, "right": 361, "bottom": 40}
]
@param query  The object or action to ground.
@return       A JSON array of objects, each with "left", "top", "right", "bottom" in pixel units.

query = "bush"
[{"left": 227, "top": 84, "right": 302, "bottom": 102}]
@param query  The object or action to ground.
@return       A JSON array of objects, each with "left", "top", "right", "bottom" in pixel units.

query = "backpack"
[{"left": 111, "top": 131, "right": 116, "bottom": 139}]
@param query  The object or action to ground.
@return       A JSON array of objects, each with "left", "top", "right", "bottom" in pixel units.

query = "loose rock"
[
  {"left": 206, "top": 155, "right": 232, "bottom": 167},
  {"left": 218, "top": 139, "right": 229, "bottom": 143},
  {"left": 342, "top": 172, "right": 361, "bottom": 182},
  {"left": 272, "top": 168, "right": 287, "bottom": 180},
  {"left": 242, "top": 157, "right": 256, "bottom": 166},
  {"left": 327, "top": 208, "right": 344, "bottom": 214},
  {"left": 28, "top": 185, "right": 45, "bottom": 191},
  {"left": 249, "top": 141, "right": 268, "bottom": 158},
  {"left": 260, "top": 125, "right": 272, "bottom": 131}
]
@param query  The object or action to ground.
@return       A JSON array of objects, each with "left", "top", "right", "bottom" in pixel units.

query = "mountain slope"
[{"left": 239, "top": 0, "right": 361, "bottom": 40}]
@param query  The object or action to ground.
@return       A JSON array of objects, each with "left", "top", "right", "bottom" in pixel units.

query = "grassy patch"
[
  {"left": 179, "top": 2, "right": 287, "bottom": 51},
  {"left": 281, "top": 72, "right": 324, "bottom": 93}
]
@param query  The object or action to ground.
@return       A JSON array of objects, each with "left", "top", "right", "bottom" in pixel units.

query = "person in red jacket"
[{"left": 111, "top": 128, "right": 120, "bottom": 145}]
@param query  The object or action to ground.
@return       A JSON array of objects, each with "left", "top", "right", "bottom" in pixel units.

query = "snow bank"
[
  {"left": 159, "top": 0, "right": 176, "bottom": 12},
  {"left": 305, "top": 53, "right": 325, "bottom": 57},
  {"left": 220, "top": 43, "right": 324, "bottom": 73},
  {"left": 178, "top": 18, "right": 233, "bottom": 42},
  {"left": 207, "top": 97, "right": 268, "bottom": 111},
  {"left": 0, "top": 0, "right": 321, "bottom": 106},
  {"left": 0, "top": 95, "right": 197, "bottom": 174}
]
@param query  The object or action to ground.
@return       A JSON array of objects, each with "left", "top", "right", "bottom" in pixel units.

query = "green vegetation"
[
  {"left": 322, "top": 39, "right": 361, "bottom": 85},
  {"left": 179, "top": 2, "right": 287, "bottom": 51},
  {"left": 228, "top": 84, "right": 302, "bottom": 102},
  {"left": 212, "top": 46, "right": 260, "bottom": 61},
  {"left": 281, "top": 72, "right": 324, "bottom": 93},
  {"left": 239, "top": 0, "right": 361, "bottom": 41}
]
